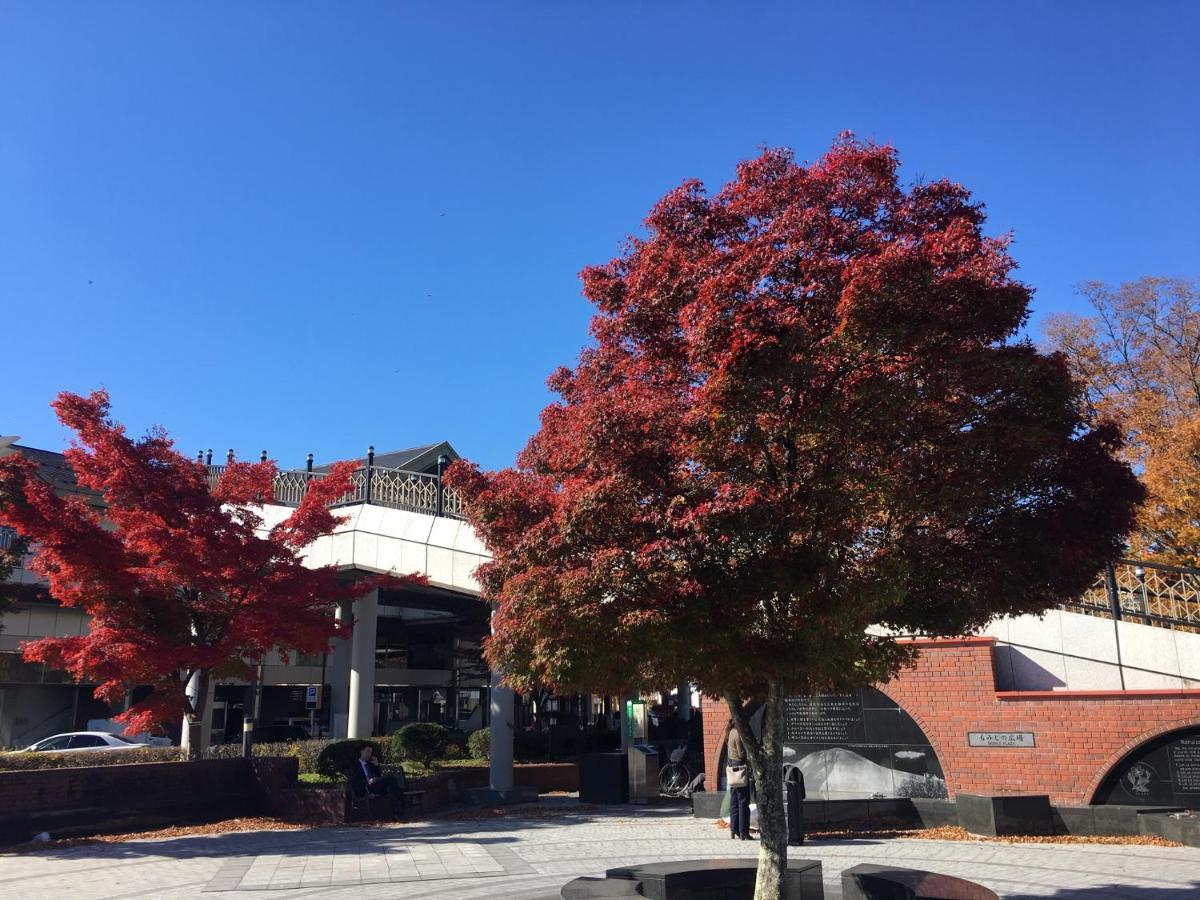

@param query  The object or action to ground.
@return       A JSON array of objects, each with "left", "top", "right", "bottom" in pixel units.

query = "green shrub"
[
  {"left": 391, "top": 723, "right": 449, "bottom": 769},
  {"left": 316, "top": 739, "right": 383, "bottom": 779},
  {"left": 208, "top": 738, "right": 334, "bottom": 774},
  {"left": 467, "top": 727, "right": 490, "bottom": 760},
  {"left": 443, "top": 729, "right": 469, "bottom": 760},
  {"left": 0, "top": 746, "right": 183, "bottom": 770}
]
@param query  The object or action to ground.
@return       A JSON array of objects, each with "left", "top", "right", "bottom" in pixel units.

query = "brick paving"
[{"left": 3, "top": 802, "right": 1200, "bottom": 899}]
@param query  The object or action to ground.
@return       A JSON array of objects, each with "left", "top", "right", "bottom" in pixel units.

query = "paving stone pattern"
[{"left": 3, "top": 803, "right": 1200, "bottom": 899}]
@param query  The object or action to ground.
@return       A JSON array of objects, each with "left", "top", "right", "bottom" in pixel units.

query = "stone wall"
[{"left": 702, "top": 637, "right": 1200, "bottom": 805}]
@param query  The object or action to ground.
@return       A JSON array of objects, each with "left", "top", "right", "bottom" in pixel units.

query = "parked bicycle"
[{"left": 659, "top": 746, "right": 693, "bottom": 798}]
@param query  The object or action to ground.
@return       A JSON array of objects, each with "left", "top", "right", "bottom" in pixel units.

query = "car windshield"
[{"left": 111, "top": 734, "right": 136, "bottom": 743}]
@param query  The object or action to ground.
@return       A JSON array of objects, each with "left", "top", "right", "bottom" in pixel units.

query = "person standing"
[{"left": 726, "top": 725, "right": 752, "bottom": 840}]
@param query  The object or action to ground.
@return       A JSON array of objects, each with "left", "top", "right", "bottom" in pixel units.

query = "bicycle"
[{"left": 658, "top": 746, "right": 693, "bottom": 798}]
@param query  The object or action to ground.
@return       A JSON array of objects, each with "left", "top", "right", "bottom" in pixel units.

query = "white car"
[{"left": 22, "top": 731, "right": 142, "bottom": 753}]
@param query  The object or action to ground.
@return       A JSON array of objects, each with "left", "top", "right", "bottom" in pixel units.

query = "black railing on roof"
[{"left": 202, "top": 450, "right": 464, "bottom": 520}]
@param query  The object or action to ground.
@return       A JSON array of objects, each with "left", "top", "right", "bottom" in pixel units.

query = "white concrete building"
[{"left": 0, "top": 441, "right": 505, "bottom": 752}]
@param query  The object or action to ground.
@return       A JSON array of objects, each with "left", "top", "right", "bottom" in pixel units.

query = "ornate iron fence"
[
  {"left": 1063, "top": 558, "right": 1200, "bottom": 633},
  {"left": 203, "top": 461, "right": 465, "bottom": 520}
]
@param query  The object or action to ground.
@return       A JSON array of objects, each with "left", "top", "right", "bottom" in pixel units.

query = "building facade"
[
  {"left": 0, "top": 440, "right": 496, "bottom": 749},
  {"left": 703, "top": 585, "right": 1200, "bottom": 807}
]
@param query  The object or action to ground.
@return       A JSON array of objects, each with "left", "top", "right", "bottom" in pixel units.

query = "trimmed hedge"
[
  {"left": 391, "top": 723, "right": 449, "bottom": 769},
  {"left": 0, "top": 746, "right": 183, "bottom": 770},
  {"left": 208, "top": 739, "right": 334, "bottom": 774},
  {"left": 443, "top": 729, "right": 469, "bottom": 760},
  {"left": 468, "top": 727, "right": 490, "bottom": 760}
]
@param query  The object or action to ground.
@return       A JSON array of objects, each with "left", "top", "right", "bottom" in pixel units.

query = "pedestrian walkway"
[{"left": 3, "top": 802, "right": 1200, "bottom": 899}]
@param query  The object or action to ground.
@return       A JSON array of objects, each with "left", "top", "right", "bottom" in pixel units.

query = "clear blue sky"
[{"left": 3, "top": 2, "right": 1197, "bottom": 471}]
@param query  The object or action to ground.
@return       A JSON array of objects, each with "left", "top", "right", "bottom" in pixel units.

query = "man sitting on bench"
[{"left": 348, "top": 744, "right": 405, "bottom": 820}]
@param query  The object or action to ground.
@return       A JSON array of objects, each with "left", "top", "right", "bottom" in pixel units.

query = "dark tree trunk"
[{"left": 726, "top": 682, "right": 787, "bottom": 900}]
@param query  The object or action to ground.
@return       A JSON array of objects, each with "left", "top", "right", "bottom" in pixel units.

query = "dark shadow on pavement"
[
  {"left": 0, "top": 799, "right": 707, "bottom": 862},
  {"left": 1003, "top": 884, "right": 1200, "bottom": 899}
]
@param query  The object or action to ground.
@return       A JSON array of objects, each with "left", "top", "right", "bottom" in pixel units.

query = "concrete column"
[
  {"left": 347, "top": 588, "right": 378, "bottom": 739},
  {"left": 488, "top": 668, "right": 514, "bottom": 791},
  {"left": 678, "top": 682, "right": 692, "bottom": 720},
  {"left": 487, "top": 600, "right": 514, "bottom": 793},
  {"left": 180, "top": 670, "right": 215, "bottom": 755},
  {"left": 329, "top": 599, "right": 352, "bottom": 739}
]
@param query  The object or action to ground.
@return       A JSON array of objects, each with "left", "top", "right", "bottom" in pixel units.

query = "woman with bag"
[{"left": 726, "top": 726, "right": 752, "bottom": 839}]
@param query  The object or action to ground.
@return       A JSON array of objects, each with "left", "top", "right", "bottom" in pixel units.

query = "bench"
[
  {"left": 841, "top": 864, "right": 997, "bottom": 900},
  {"left": 562, "top": 858, "right": 825, "bottom": 899}
]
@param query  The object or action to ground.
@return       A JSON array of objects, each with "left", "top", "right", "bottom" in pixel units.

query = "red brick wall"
[
  {"left": 702, "top": 637, "right": 1200, "bottom": 805},
  {"left": 0, "top": 756, "right": 299, "bottom": 815}
]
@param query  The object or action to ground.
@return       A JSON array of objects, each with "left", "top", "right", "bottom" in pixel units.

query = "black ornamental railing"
[
  {"left": 201, "top": 448, "right": 464, "bottom": 520},
  {"left": 1062, "top": 558, "right": 1200, "bottom": 633}
]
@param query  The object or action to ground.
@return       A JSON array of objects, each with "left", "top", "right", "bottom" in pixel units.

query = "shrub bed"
[
  {"left": 391, "top": 723, "right": 450, "bottom": 769},
  {"left": 209, "top": 739, "right": 333, "bottom": 774},
  {"left": 0, "top": 746, "right": 183, "bottom": 770}
]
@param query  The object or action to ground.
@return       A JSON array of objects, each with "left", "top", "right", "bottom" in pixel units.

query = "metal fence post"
[
  {"left": 436, "top": 454, "right": 449, "bottom": 518},
  {"left": 365, "top": 446, "right": 375, "bottom": 505},
  {"left": 1105, "top": 563, "right": 1122, "bottom": 621}
]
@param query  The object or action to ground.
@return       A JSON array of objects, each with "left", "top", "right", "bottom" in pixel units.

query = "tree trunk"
[{"left": 726, "top": 682, "right": 787, "bottom": 900}]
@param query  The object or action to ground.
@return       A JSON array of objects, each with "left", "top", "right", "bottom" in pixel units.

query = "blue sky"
[{"left": 3, "top": 2, "right": 1197, "bottom": 471}]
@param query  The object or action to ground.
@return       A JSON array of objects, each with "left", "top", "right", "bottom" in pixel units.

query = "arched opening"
[
  {"left": 1093, "top": 725, "right": 1200, "bottom": 806},
  {"left": 721, "top": 687, "right": 947, "bottom": 799}
]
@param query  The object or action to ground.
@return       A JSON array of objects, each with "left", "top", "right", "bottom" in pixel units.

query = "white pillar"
[
  {"left": 329, "top": 599, "right": 352, "bottom": 738},
  {"left": 348, "top": 588, "right": 378, "bottom": 739},
  {"left": 487, "top": 600, "right": 514, "bottom": 793},
  {"left": 488, "top": 668, "right": 514, "bottom": 791},
  {"left": 180, "top": 670, "right": 215, "bottom": 754},
  {"left": 678, "top": 682, "right": 692, "bottom": 720}
]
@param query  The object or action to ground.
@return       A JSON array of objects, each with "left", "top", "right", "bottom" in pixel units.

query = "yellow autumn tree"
[{"left": 1045, "top": 277, "right": 1200, "bottom": 565}]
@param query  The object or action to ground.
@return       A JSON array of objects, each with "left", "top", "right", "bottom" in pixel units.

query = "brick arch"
[
  {"left": 1084, "top": 715, "right": 1200, "bottom": 804},
  {"left": 867, "top": 683, "right": 956, "bottom": 794}
]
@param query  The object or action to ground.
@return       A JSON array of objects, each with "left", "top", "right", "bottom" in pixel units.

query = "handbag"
[{"left": 726, "top": 763, "right": 749, "bottom": 789}]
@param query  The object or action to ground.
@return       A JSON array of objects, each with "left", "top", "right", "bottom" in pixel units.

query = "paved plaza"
[{"left": 3, "top": 803, "right": 1200, "bottom": 900}]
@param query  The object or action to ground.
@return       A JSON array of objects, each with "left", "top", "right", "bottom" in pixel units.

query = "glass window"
[
  {"left": 34, "top": 735, "right": 72, "bottom": 751},
  {"left": 69, "top": 735, "right": 107, "bottom": 748}
]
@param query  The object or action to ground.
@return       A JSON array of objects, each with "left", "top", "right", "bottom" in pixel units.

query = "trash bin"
[
  {"left": 628, "top": 744, "right": 659, "bottom": 803},
  {"left": 784, "top": 764, "right": 806, "bottom": 845}
]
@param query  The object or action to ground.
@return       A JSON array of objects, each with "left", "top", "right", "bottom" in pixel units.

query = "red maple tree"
[
  {"left": 0, "top": 391, "right": 420, "bottom": 752},
  {"left": 448, "top": 137, "right": 1143, "bottom": 898}
]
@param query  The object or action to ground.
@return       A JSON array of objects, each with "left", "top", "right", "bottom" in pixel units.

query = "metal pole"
[
  {"left": 436, "top": 454, "right": 449, "bottom": 518},
  {"left": 1136, "top": 566, "right": 1152, "bottom": 625},
  {"left": 243, "top": 661, "right": 264, "bottom": 758},
  {"left": 1106, "top": 564, "right": 1127, "bottom": 690},
  {"left": 365, "top": 446, "right": 375, "bottom": 505}
]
